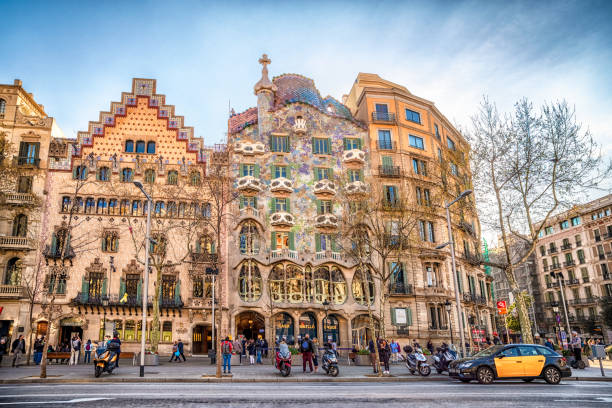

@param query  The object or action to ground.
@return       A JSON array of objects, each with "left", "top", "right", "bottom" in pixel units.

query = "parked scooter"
[
  {"left": 432, "top": 343, "right": 456, "bottom": 374},
  {"left": 275, "top": 349, "right": 292, "bottom": 377},
  {"left": 403, "top": 345, "right": 431, "bottom": 376},
  {"left": 93, "top": 340, "right": 120, "bottom": 378},
  {"left": 321, "top": 345, "right": 339, "bottom": 377}
]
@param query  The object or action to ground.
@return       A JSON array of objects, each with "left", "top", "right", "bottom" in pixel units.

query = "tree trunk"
[
  {"left": 215, "top": 276, "right": 222, "bottom": 378},
  {"left": 39, "top": 322, "right": 50, "bottom": 378},
  {"left": 504, "top": 265, "right": 533, "bottom": 343}
]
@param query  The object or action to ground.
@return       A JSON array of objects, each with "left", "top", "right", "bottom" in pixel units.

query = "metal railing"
[
  {"left": 315, "top": 251, "right": 342, "bottom": 261},
  {"left": 190, "top": 252, "right": 219, "bottom": 263},
  {"left": 376, "top": 140, "right": 394, "bottom": 150},
  {"left": 378, "top": 165, "right": 401, "bottom": 177},
  {"left": 2, "top": 193, "right": 36, "bottom": 204},
  {"left": 548, "top": 248, "right": 558, "bottom": 254},
  {"left": 564, "top": 260, "right": 575, "bottom": 267},
  {"left": 270, "top": 249, "right": 298, "bottom": 260},
  {"left": 372, "top": 112, "right": 396, "bottom": 122},
  {"left": 561, "top": 243, "right": 572, "bottom": 251},
  {"left": 13, "top": 156, "right": 40, "bottom": 167},
  {"left": 389, "top": 282, "right": 413, "bottom": 295}
]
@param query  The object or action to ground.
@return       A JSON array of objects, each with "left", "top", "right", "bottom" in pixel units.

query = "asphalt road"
[{"left": 1, "top": 381, "right": 612, "bottom": 407}]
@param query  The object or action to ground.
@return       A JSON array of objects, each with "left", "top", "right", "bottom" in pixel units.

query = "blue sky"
[{"left": 1, "top": 0, "right": 611, "bottom": 158}]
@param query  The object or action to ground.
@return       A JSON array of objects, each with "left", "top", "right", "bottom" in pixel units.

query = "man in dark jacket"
[
  {"left": 11, "top": 335, "right": 25, "bottom": 367},
  {"left": 33, "top": 336, "right": 45, "bottom": 365},
  {"left": 177, "top": 339, "right": 186, "bottom": 362},
  {"left": 368, "top": 339, "right": 378, "bottom": 374},
  {"left": 299, "top": 334, "right": 314, "bottom": 372}
]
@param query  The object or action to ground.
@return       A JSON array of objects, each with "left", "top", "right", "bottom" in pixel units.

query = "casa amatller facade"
[{"left": 0, "top": 56, "right": 496, "bottom": 355}]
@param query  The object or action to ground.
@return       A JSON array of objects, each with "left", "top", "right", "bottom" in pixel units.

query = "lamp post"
[
  {"left": 322, "top": 300, "right": 330, "bottom": 343},
  {"left": 134, "top": 181, "right": 152, "bottom": 377},
  {"left": 436, "top": 189, "right": 472, "bottom": 358},
  {"left": 552, "top": 304, "right": 562, "bottom": 346},
  {"left": 444, "top": 299, "right": 453, "bottom": 345},
  {"left": 205, "top": 266, "right": 219, "bottom": 362},
  {"left": 551, "top": 271, "right": 572, "bottom": 340},
  {"left": 102, "top": 295, "right": 109, "bottom": 339}
]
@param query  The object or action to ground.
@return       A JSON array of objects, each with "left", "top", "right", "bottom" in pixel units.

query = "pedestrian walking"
[
  {"left": 312, "top": 338, "right": 319, "bottom": 373},
  {"left": 378, "top": 338, "right": 391, "bottom": 375},
  {"left": 570, "top": 331, "right": 583, "bottom": 366},
  {"left": 368, "top": 338, "right": 378, "bottom": 374},
  {"left": 263, "top": 338, "right": 269, "bottom": 358},
  {"left": 169, "top": 340, "right": 179, "bottom": 362},
  {"left": 70, "top": 335, "right": 81, "bottom": 365},
  {"left": 585, "top": 339, "right": 594, "bottom": 361},
  {"left": 426, "top": 339, "right": 434, "bottom": 355},
  {"left": 221, "top": 336, "right": 233, "bottom": 374},
  {"left": 544, "top": 338, "right": 554, "bottom": 350},
  {"left": 493, "top": 335, "right": 501, "bottom": 345},
  {"left": 390, "top": 339, "right": 400, "bottom": 363},
  {"left": 84, "top": 339, "right": 92, "bottom": 364},
  {"left": 177, "top": 339, "right": 186, "bottom": 362},
  {"left": 33, "top": 336, "right": 45, "bottom": 365},
  {"left": 247, "top": 339, "right": 256, "bottom": 365},
  {"left": 255, "top": 336, "right": 264, "bottom": 364},
  {"left": 11, "top": 335, "right": 25, "bottom": 367},
  {"left": 241, "top": 336, "right": 247, "bottom": 364},
  {"left": 233, "top": 337, "right": 243, "bottom": 365},
  {"left": 299, "top": 334, "right": 314, "bottom": 373},
  {"left": 0, "top": 336, "right": 7, "bottom": 366}
]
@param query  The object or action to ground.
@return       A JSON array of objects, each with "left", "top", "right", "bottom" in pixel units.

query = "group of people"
[
  {"left": 543, "top": 331, "right": 604, "bottom": 365},
  {"left": 169, "top": 339, "right": 186, "bottom": 362},
  {"left": 0, "top": 335, "right": 25, "bottom": 367},
  {"left": 219, "top": 336, "right": 270, "bottom": 374}
]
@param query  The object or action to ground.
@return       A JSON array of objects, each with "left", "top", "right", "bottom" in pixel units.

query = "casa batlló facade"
[{"left": 0, "top": 57, "right": 495, "bottom": 355}]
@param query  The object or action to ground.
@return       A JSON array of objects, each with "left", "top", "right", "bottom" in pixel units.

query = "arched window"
[
  {"left": 144, "top": 169, "right": 156, "bottom": 184},
  {"left": 269, "top": 264, "right": 306, "bottom": 304},
  {"left": 136, "top": 141, "right": 145, "bottom": 153},
  {"left": 5, "top": 257, "right": 21, "bottom": 285},
  {"left": 50, "top": 228, "right": 71, "bottom": 258},
  {"left": 97, "top": 167, "right": 110, "bottom": 181},
  {"left": 323, "top": 314, "right": 340, "bottom": 345},
  {"left": 177, "top": 202, "right": 186, "bottom": 217},
  {"left": 154, "top": 201, "right": 165, "bottom": 216},
  {"left": 73, "top": 165, "right": 88, "bottom": 180},
  {"left": 147, "top": 141, "right": 155, "bottom": 154},
  {"left": 96, "top": 198, "right": 107, "bottom": 214},
  {"left": 101, "top": 230, "right": 119, "bottom": 252},
  {"left": 120, "top": 199, "right": 130, "bottom": 215},
  {"left": 74, "top": 197, "right": 84, "bottom": 213},
  {"left": 0, "top": 99, "right": 6, "bottom": 118},
  {"left": 61, "top": 196, "right": 71, "bottom": 212},
  {"left": 269, "top": 265, "right": 287, "bottom": 303},
  {"left": 200, "top": 202, "right": 211, "bottom": 218},
  {"left": 108, "top": 199, "right": 118, "bottom": 215},
  {"left": 125, "top": 140, "right": 134, "bottom": 153},
  {"left": 196, "top": 235, "right": 215, "bottom": 254},
  {"left": 121, "top": 168, "right": 133, "bottom": 182},
  {"left": 12, "top": 214, "right": 27, "bottom": 237},
  {"left": 313, "top": 266, "right": 346, "bottom": 305},
  {"left": 167, "top": 201, "right": 177, "bottom": 217},
  {"left": 352, "top": 268, "right": 375, "bottom": 305},
  {"left": 85, "top": 197, "right": 95, "bottom": 214},
  {"left": 167, "top": 170, "right": 178, "bottom": 185},
  {"left": 238, "top": 263, "right": 262, "bottom": 302},
  {"left": 299, "top": 312, "right": 317, "bottom": 340},
  {"left": 239, "top": 222, "right": 260, "bottom": 255},
  {"left": 131, "top": 200, "right": 141, "bottom": 216},
  {"left": 162, "top": 321, "right": 172, "bottom": 342},
  {"left": 190, "top": 171, "right": 201, "bottom": 186}
]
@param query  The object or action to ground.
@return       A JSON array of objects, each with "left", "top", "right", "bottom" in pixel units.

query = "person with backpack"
[
  {"left": 233, "top": 337, "right": 243, "bottom": 365},
  {"left": 177, "top": 339, "right": 186, "bottom": 362},
  {"left": 221, "top": 336, "right": 233, "bottom": 374},
  {"left": 83, "top": 339, "right": 92, "bottom": 364},
  {"left": 169, "top": 341, "right": 179, "bottom": 362},
  {"left": 70, "top": 335, "right": 81, "bottom": 365},
  {"left": 299, "top": 334, "right": 314, "bottom": 373}
]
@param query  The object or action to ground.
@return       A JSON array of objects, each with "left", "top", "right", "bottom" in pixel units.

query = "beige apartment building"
[{"left": 534, "top": 194, "right": 612, "bottom": 342}]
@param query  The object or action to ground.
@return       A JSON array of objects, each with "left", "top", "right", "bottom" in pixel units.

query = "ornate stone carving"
[
  {"left": 270, "top": 211, "right": 295, "bottom": 226},
  {"left": 269, "top": 177, "right": 293, "bottom": 193},
  {"left": 236, "top": 176, "right": 263, "bottom": 192}
]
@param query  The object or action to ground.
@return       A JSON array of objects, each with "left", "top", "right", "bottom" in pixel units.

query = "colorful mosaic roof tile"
[{"left": 229, "top": 107, "right": 258, "bottom": 134}]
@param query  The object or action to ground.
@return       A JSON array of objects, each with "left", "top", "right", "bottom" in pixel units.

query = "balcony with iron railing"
[
  {"left": 564, "top": 260, "right": 575, "bottom": 267},
  {"left": 190, "top": 252, "right": 219, "bottom": 264},
  {"left": 462, "top": 252, "right": 482, "bottom": 266},
  {"left": 72, "top": 292, "right": 183, "bottom": 308},
  {"left": 376, "top": 140, "right": 395, "bottom": 151},
  {"left": 548, "top": 247, "right": 558, "bottom": 254},
  {"left": 569, "top": 297, "right": 598, "bottom": 305},
  {"left": 378, "top": 165, "right": 401, "bottom": 178},
  {"left": 567, "top": 278, "right": 580, "bottom": 285},
  {"left": 582, "top": 276, "right": 590, "bottom": 283},
  {"left": 459, "top": 221, "right": 477, "bottom": 238},
  {"left": 0, "top": 284, "right": 26, "bottom": 299},
  {"left": 561, "top": 243, "right": 572, "bottom": 251},
  {"left": 372, "top": 112, "right": 396, "bottom": 123},
  {"left": 13, "top": 156, "right": 40, "bottom": 168},
  {"left": 389, "top": 282, "right": 413, "bottom": 296},
  {"left": 550, "top": 263, "right": 561, "bottom": 271}
]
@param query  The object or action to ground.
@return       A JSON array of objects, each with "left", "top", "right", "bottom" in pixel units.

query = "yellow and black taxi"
[{"left": 449, "top": 344, "right": 571, "bottom": 384}]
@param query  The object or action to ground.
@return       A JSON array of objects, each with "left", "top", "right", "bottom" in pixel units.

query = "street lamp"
[
  {"left": 322, "top": 300, "right": 330, "bottom": 343},
  {"left": 102, "top": 295, "right": 109, "bottom": 339},
  {"left": 134, "top": 181, "right": 152, "bottom": 378},
  {"left": 552, "top": 304, "right": 562, "bottom": 346},
  {"left": 444, "top": 299, "right": 453, "bottom": 345},
  {"left": 551, "top": 271, "right": 572, "bottom": 341},
  {"left": 436, "top": 189, "right": 472, "bottom": 358}
]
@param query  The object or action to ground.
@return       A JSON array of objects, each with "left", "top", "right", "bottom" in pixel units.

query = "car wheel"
[
  {"left": 477, "top": 366, "right": 494, "bottom": 384},
  {"left": 543, "top": 366, "right": 561, "bottom": 385},
  {"left": 522, "top": 379, "right": 534, "bottom": 383}
]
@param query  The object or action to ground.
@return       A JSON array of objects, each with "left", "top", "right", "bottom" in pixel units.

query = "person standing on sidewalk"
[
  {"left": 570, "top": 331, "right": 583, "bottom": 366},
  {"left": 33, "top": 336, "right": 44, "bottom": 365},
  {"left": 241, "top": 336, "right": 247, "bottom": 364},
  {"left": 83, "top": 339, "right": 92, "bottom": 364},
  {"left": 378, "top": 338, "right": 391, "bottom": 375},
  {"left": 233, "top": 337, "right": 243, "bottom": 365},
  {"left": 368, "top": 338, "right": 378, "bottom": 374},
  {"left": 11, "top": 335, "right": 25, "bottom": 367},
  {"left": 0, "top": 336, "right": 7, "bottom": 366},
  {"left": 544, "top": 338, "right": 555, "bottom": 350},
  {"left": 299, "top": 334, "right": 313, "bottom": 373},
  {"left": 221, "top": 336, "right": 233, "bottom": 374},
  {"left": 247, "top": 339, "right": 256, "bottom": 365},
  {"left": 311, "top": 338, "right": 319, "bottom": 373},
  {"left": 177, "top": 339, "right": 186, "bottom": 362},
  {"left": 390, "top": 339, "right": 399, "bottom": 363},
  {"left": 70, "top": 335, "right": 81, "bottom": 365},
  {"left": 255, "top": 336, "right": 264, "bottom": 364}
]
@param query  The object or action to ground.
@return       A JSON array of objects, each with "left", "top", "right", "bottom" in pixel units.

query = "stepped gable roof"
[
  {"left": 272, "top": 74, "right": 355, "bottom": 122},
  {"left": 229, "top": 107, "right": 258, "bottom": 134}
]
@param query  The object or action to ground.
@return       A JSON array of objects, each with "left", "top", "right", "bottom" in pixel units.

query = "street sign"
[{"left": 496, "top": 300, "right": 507, "bottom": 315}]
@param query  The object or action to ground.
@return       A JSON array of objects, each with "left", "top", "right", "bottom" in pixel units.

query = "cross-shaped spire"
[{"left": 258, "top": 54, "right": 271, "bottom": 69}]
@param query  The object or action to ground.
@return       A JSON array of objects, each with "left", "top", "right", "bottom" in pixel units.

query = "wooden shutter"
[
  {"left": 174, "top": 279, "right": 181, "bottom": 303},
  {"left": 288, "top": 231, "right": 295, "bottom": 250},
  {"left": 239, "top": 196, "right": 245, "bottom": 209},
  {"left": 326, "top": 139, "right": 331, "bottom": 154},
  {"left": 311, "top": 138, "right": 316, "bottom": 154},
  {"left": 102, "top": 278, "right": 108, "bottom": 297},
  {"left": 137, "top": 278, "right": 142, "bottom": 300},
  {"left": 254, "top": 164, "right": 260, "bottom": 178},
  {"left": 285, "top": 198, "right": 291, "bottom": 212},
  {"left": 382, "top": 156, "right": 393, "bottom": 167},
  {"left": 407, "top": 307, "right": 413, "bottom": 326},
  {"left": 269, "top": 198, "right": 275, "bottom": 213},
  {"left": 271, "top": 232, "right": 277, "bottom": 250},
  {"left": 315, "top": 233, "right": 321, "bottom": 252},
  {"left": 81, "top": 277, "right": 89, "bottom": 302},
  {"left": 316, "top": 199, "right": 322, "bottom": 214},
  {"left": 391, "top": 308, "right": 397, "bottom": 325},
  {"left": 239, "top": 164, "right": 245, "bottom": 177},
  {"left": 270, "top": 165, "right": 276, "bottom": 178}
]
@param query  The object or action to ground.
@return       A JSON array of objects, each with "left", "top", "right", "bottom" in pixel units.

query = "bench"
[{"left": 46, "top": 352, "right": 71, "bottom": 364}]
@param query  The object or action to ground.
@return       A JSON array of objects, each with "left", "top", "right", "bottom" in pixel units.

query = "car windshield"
[{"left": 472, "top": 345, "right": 504, "bottom": 357}]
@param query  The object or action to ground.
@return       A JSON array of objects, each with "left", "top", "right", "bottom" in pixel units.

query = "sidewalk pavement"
[{"left": 1, "top": 357, "right": 611, "bottom": 383}]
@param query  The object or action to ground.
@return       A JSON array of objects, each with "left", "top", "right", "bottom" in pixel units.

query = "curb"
[{"left": 1, "top": 376, "right": 610, "bottom": 384}]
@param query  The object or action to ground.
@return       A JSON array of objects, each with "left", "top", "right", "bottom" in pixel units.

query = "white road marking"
[{"left": 0, "top": 397, "right": 113, "bottom": 405}]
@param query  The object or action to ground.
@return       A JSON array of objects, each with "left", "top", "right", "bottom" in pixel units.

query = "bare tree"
[{"left": 468, "top": 97, "right": 611, "bottom": 343}]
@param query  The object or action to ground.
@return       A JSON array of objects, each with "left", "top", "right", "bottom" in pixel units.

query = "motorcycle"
[
  {"left": 404, "top": 346, "right": 431, "bottom": 376},
  {"left": 93, "top": 341, "right": 120, "bottom": 378},
  {"left": 321, "top": 347, "right": 339, "bottom": 377},
  {"left": 432, "top": 344, "right": 456, "bottom": 374},
  {"left": 275, "top": 350, "right": 292, "bottom": 377}
]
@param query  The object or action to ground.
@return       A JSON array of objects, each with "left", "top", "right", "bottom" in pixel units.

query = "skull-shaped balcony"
[
  {"left": 293, "top": 117, "right": 307, "bottom": 135},
  {"left": 314, "top": 214, "right": 338, "bottom": 228},
  {"left": 236, "top": 176, "right": 263, "bottom": 192},
  {"left": 313, "top": 179, "right": 336, "bottom": 195},
  {"left": 270, "top": 211, "right": 295, "bottom": 227},
  {"left": 269, "top": 177, "right": 294, "bottom": 193},
  {"left": 234, "top": 141, "right": 265, "bottom": 155},
  {"left": 342, "top": 149, "right": 366, "bottom": 164},
  {"left": 345, "top": 181, "right": 368, "bottom": 195}
]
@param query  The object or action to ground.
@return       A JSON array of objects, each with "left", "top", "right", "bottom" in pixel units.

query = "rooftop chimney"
[{"left": 14, "top": 79, "right": 22, "bottom": 86}]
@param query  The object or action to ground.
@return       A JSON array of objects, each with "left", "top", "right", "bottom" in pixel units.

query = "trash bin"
[{"left": 208, "top": 349, "right": 216, "bottom": 364}]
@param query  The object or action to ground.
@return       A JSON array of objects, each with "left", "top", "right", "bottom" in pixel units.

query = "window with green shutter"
[
  {"left": 273, "top": 165, "right": 288, "bottom": 178},
  {"left": 313, "top": 138, "right": 331, "bottom": 155},
  {"left": 343, "top": 138, "right": 362, "bottom": 150},
  {"left": 314, "top": 167, "right": 332, "bottom": 181},
  {"left": 317, "top": 200, "right": 332, "bottom": 214}
]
